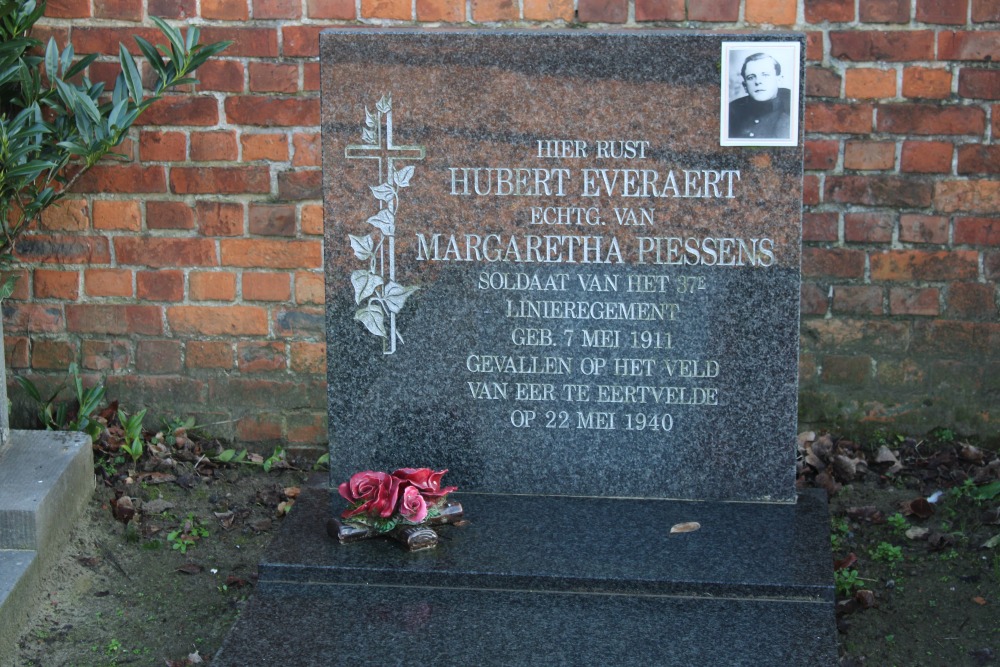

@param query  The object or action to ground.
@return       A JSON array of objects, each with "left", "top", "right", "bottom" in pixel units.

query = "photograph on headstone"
[{"left": 721, "top": 41, "right": 801, "bottom": 147}]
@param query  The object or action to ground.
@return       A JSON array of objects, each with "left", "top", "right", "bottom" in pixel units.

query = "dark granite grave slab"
[
  {"left": 322, "top": 30, "right": 805, "bottom": 503},
  {"left": 215, "top": 485, "right": 836, "bottom": 666}
]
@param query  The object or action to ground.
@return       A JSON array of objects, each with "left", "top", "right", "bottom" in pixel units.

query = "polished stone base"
[{"left": 215, "top": 486, "right": 837, "bottom": 665}]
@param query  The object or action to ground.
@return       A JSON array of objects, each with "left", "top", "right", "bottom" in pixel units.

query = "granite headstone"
[{"left": 214, "top": 30, "right": 836, "bottom": 665}]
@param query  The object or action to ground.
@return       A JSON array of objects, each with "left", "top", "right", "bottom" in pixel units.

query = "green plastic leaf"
[
  {"left": 381, "top": 282, "right": 417, "bottom": 315},
  {"left": 349, "top": 233, "right": 374, "bottom": 260},
  {"left": 354, "top": 303, "right": 386, "bottom": 338},
  {"left": 366, "top": 208, "right": 394, "bottom": 235},
  {"left": 351, "top": 269, "right": 382, "bottom": 304},
  {"left": 216, "top": 449, "right": 236, "bottom": 463}
]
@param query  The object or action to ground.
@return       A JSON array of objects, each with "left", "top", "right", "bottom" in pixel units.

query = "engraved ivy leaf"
[
  {"left": 364, "top": 107, "right": 375, "bottom": 128},
  {"left": 354, "top": 303, "right": 387, "bottom": 338},
  {"left": 351, "top": 269, "right": 383, "bottom": 304},
  {"left": 393, "top": 165, "right": 414, "bottom": 188},
  {"left": 362, "top": 127, "right": 375, "bottom": 145},
  {"left": 376, "top": 94, "right": 391, "bottom": 114},
  {"left": 382, "top": 282, "right": 418, "bottom": 315},
  {"left": 370, "top": 182, "right": 396, "bottom": 203},
  {"left": 366, "top": 208, "right": 395, "bottom": 235},
  {"left": 349, "top": 233, "right": 374, "bottom": 260}
]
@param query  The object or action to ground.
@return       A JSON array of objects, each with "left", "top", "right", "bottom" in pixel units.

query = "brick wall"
[{"left": 7, "top": 0, "right": 998, "bottom": 449}]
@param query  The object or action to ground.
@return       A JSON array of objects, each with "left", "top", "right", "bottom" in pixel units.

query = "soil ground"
[{"left": 5, "top": 429, "right": 1000, "bottom": 666}]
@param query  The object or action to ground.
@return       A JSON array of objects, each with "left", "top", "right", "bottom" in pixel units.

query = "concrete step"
[{"left": 0, "top": 430, "right": 93, "bottom": 655}]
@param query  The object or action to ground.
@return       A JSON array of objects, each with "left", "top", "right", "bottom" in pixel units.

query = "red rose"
[
  {"left": 392, "top": 467, "right": 457, "bottom": 499},
  {"left": 339, "top": 471, "right": 400, "bottom": 519},
  {"left": 399, "top": 486, "right": 428, "bottom": 523}
]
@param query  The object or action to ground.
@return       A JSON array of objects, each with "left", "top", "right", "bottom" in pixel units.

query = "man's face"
[{"left": 742, "top": 59, "right": 779, "bottom": 102}]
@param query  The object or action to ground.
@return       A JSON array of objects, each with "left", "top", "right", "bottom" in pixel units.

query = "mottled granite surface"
[{"left": 322, "top": 30, "right": 805, "bottom": 502}]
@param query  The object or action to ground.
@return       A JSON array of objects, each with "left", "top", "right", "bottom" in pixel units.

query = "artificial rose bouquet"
[{"left": 338, "top": 468, "right": 457, "bottom": 534}]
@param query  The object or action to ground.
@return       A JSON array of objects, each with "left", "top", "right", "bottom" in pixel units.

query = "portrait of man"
[{"left": 720, "top": 42, "right": 800, "bottom": 147}]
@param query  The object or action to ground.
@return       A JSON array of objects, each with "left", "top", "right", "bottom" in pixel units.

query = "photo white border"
[{"left": 720, "top": 41, "right": 800, "bottom": 147}]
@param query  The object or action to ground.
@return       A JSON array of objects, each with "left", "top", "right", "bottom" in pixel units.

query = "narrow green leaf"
[
  {"left": 150, "top": 16, "right": 186, "bottom": 62},
  {"left": 44, "top": 37, "right": 58, "bottom": 81},
  {"left": 64, "top": 53, "right": 98, "bottom": 80},
  {"left": 119, "top": 43, "right": 142, "bottom": 103},
  {"left": 134, "top": 36, "right": 166, "bottom": 77},
  {"left": 59, "top": 42, "right": 74, "bottom": 77}
]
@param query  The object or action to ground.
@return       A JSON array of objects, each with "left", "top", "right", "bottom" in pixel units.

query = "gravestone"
[{"left": 215, "top": 30, "right": 836, "bottom": 665}]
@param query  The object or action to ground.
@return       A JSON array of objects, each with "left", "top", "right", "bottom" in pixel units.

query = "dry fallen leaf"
[
  {"left": 670, "top": 521, "right": 701, "bottom": 534},
  {"left": 283, "top": 486, "right": 301, "bottom": 499},
  {"left": 972, "top": 596, "right": 987, "bottom": 606},
  {"left": 175, "top": 563, "right": 203, "bottom": 575}
]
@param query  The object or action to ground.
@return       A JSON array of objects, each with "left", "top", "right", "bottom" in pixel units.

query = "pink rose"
[
  {"left": 392, "top": 468, "right": 457, "bottom": 499},
  {"left": 399, "top": 486, "right": 428, "bottom": 523},
  {"left": 339, "top": 471, "right": 400, "bottom": 519}
]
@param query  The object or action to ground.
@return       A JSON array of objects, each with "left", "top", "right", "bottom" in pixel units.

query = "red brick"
[
  {"left": 634, "top": 0, "right": 683, "bottom": 20},
  {"left": 303, "top": 63, "right": 320, "bottom": 92},
  {"left": 0, "top": 269, "right": 29, "bottom": 301},
  {"left": 803, "top": 175, "right": 821, "bottom": 205},
  {"left": 287, "top": 412, "right": 326, "bottom": 444},
  {"left": 225, "top": 96, "right": 319, "bottom": 127},
  {"left": 243, "top": 133, "right": 289, "bottom": 162},
  {"left": 800, "top": 283, "right": 828, "bottom": 315},
  {"left": 249, "top": 63, "right": 299, "bottom": 94},
  {"left": 830, "top": 31, "right": 935, "bottom": 61},
  {"left": 88, "top": 61, "right": 125, "bottom": 92},
  {"left": 244, "top": 272, "right": 291, "bottom": 301},
  {"left": 301, "top": 204, "right": 323, "bottom": 236},
  {"left": 958, "top": 69, "right": 1000, "bottom": 99},
  {"left": 167, "top": 305, "right": 269, "bottom": 336},
  {"left": 806, "top": 32, "right": 824, "bottom": 61},
  {"left": 844, "top": 141, "right": 895, "bottom": 170},
  {"left": 84, "top": 269, "right": 133, "bottom": 297},
  {"left": 254, "top": 0, "right": 301, "bottom": 18},
  {"left": 136, "top": 340, "right": 183, "bottom": 373},
  {"left": 844, "top": 68, "right": 897, "bottom": 99},
  {"left": 902, "top": 67, "right": 953, "bottom": 99},
  {"left": 803, "top": 213, "right": 839, "bottom": 242},
  {"left": 202, "top": 0, "right": 249, "bottom": 20},
  {"left": 746, "top": 0, "right": 796, "bottom": 24},
  {"left": 137, "top": 270, "right": 184, "bottom": 301},
  {"left": 278, "top": 170, "right": 321, "bottom": 200},
  {"left": 236, "top": 414, "right": 284, "bottom": 442},
  {"left": 5, "top": 336, "right": 29, "bottom": 369},
  {"left": 939, "top": 31, "right": 1000, "bottom": 61},
  {"left": 66, "top": 305, "right": 162, "bottom": 335},
  {"left": 200, "top": 28, "right": 279, "bottom": 58},
  {"left": 16, "top": 235, "right": 111, "bottom": 265},
  {"left": 33, "top": 269, "right": 79, "bottom": 300},
  {"left": 890, "top": 287, "right": 940, "bottom": 315},
  {"left": 806, "top": 67, "right": 841, "bottom": 98},
  {"left": 871, "top": 249, "right": 979, "bottom": 281},
  {"left": 249, "top": 204, "right": 296, "bottom": 237},
  {"left": 833, "top": 286, "right": 884, "bottom": 315},
  {"left": 149, "top": 0, "right": 196, "bottom": 17},
  {"left": 825, "top": 176, "right": 933, "bottom": 207},
  {"left": 955, "top": 216, "right": 1000, "bottom": 245},
  {"left": 274, "top": 307, "right": 324, "bottom": 336},
  {"left": 221, "top": 239, "right": 321, "bottom": 269},
  {"left": 137, "top": 96, "right": 219, "bottom": 127},
  {"left": 31, "top": 340, "right": 77, "bottom": 370},
  {"left": 190, "top": 271, "right": 238, "bottom": 301},
  {"left": 45, "top": 0, "right": 90, "bottom": 17},
  {"left": 197, "top": 202, "right": 245, "bottom": 236},
  {"left": 187, "top": 341, "right": 233, "bottom": 369},
  {"left": 91, "top": 200, "right": 141, "bottom": 233},
  {"left": 805, "top": 0, "right": 854, "bottom": 22},
  {"left": 900, "top": 140, "right": 953, "bottom": 174},
  {"left": 688, "top": 0, "right": 739, "bottom": 21},
  {"left": 362, "top": 0, "right": 411, "bottom": 19},
  {"left": 973, "top": 0, "right": 1000, "bottom": 21},
  {"left": 803, "top": 247, "right": 866, "bottom": 278},
  {"left": 94, "top": 0, "right": 142, "bottom": 20},
  {"left": 171, "top": 167, "right": 270, "bottom": 195},
  {"left": 290, "top": 341, "right": 326, "bottom": 373},
  {"left": 39, "top": 199, "right": 88, "bottom": 232},
  {"left": 282, "top": 26, "right": 322, "bottom": 58},
  {"left": 877, "top": 104, "right": 985, "bottom": 135},
  {"left": 81, "top": 340, "right": 131, "bottom": 371},
  {"left": 995, "top": 104, "right": 1000, "bottom": 139},
  {"left": 821, "top": 354, "right": 872, "bottom": 385},
  {"left": 845, "top": 212, "right": 893, "bottom": 242},
  {"left": 805, "top": 103, "right": 873, "bottom": 134},
  {"left": 958, "top": 145, "right": 1000, "bottom": 174},
  {"left": 74, "top": 165, "right": 166, "bottom": 194},
  {"left": 859, "top": 0, "right": 909, "bottom": 22},
  {"left": 917, "top": 0, "right": 969, "bottom": 23},
  {"left": 115, "top": 238, "right": 218, "bottom": 268},
  {"left": 195, "top": 60, "right": 245, "bottom": 93},
  {"left": 308, "top": 0, "right": 356, "bottom": 18},
  {"left": 190, "top": 131, "right": 239, "bottom": 162},
  {"left": 140, "top": 130, "right": 186, "bottom": 162},
  {"left": 295, "top": 272, "right": 325, "bottom": 305},
  {"left": 805, "top": 140, "right": 838, "bottom": 171},
  {"left": 947, "top": 282, "right": 997, "bottom": 319},
  {"left": 899, "top": 214, "right": 949, "bottom": 244},
  {"left": 292, "top": 133, "right": 321, "bottom": 167},
  {"left": 3, "top": 304, "right": 64, "bottom": 334},
  {"left": 987, "top": 251, "right": 1000, "bottom": 279},
  {"left": 147, "top": 201, "right": 195, "bottom": 230},
  {"left": 935, "top": 180, "right": 1000, "bottom": 213},
  {"left": 238, "top": 342, "right": 287, "bottom": 372}
]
